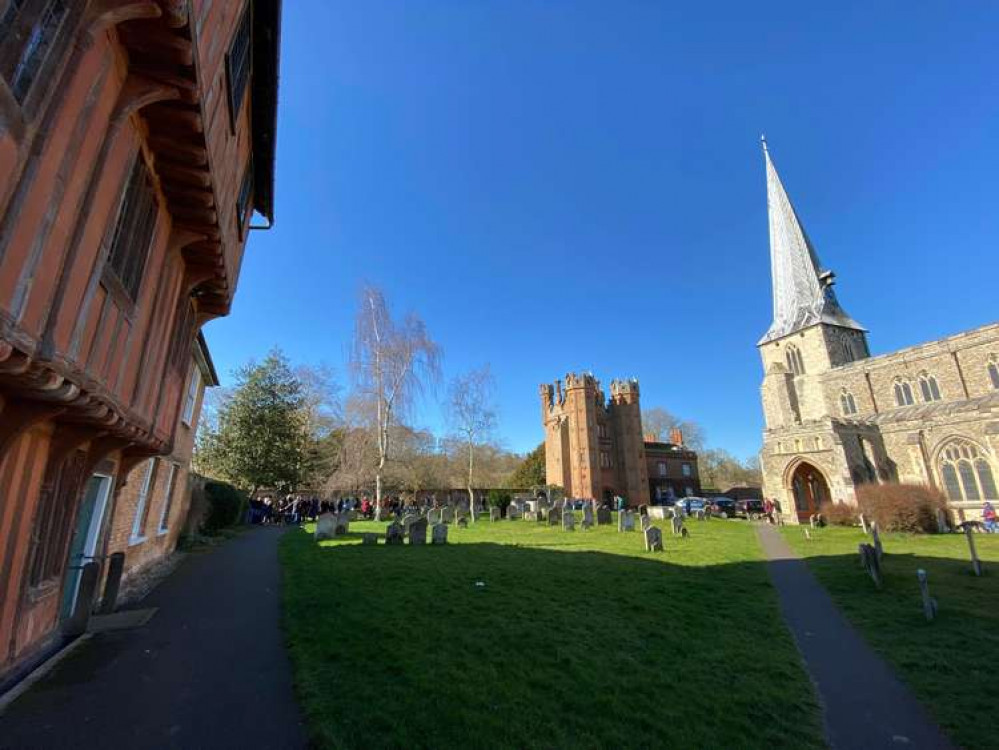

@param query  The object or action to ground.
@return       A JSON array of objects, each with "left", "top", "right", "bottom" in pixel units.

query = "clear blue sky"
[{"left": 204, "top": 1, "right": 999, "bottom": 460}]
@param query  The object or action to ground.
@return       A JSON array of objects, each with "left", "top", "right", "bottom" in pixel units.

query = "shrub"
[
  {"left": 819, "top": 500, "right": 858, "bottom": 527},
  {"left": 855, "top": 483, "right": 947, "bottom": 533},
  {"left": 486, "top": 489, "right": 512, "bottom": 516},
  {"left": 201, "top": 480, "right": 248, "bottom": 535}
]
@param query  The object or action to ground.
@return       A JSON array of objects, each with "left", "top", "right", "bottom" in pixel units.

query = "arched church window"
[
  {"left": 988, "top": 356, "right": 999, "bottom": 390},
  {"left": 937, "top": 439, "right": 998, "bottom": 502},
  {"left": 840, "top": 389, "right": 857, "bottom": 416},
  {"left": 893, "top": 379, "right": 914, "bottom": 407},
  {"left": 918, "top": 373, "right": 941, "bottom": 402}
]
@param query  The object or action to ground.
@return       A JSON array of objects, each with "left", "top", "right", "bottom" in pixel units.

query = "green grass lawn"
[
  {"left": 781, "top": 525, "right": 999, "bottom": 750},
  {"left": 280, "top": 515, "right": 824, "bottom": 749}
]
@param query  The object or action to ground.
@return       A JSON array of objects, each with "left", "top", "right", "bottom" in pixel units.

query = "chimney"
[{"left": 670, "top": 427, "right": 683, "bottom": 446}]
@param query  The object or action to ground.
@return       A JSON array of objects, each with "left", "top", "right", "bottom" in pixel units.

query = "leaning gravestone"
[
  {"left": 858, "top": 543, "right": 882, "bottom": 588},
  {"left": 385, "top": 522, "right": 404, "bottom": 545},
  {"left": 619, "top": 510, "right": 635, "bottom": 532},
  {"left": 640, "top": 515, "right": 652, "bottom": 532},
  {"left": 409, "top": 518, "right": 428, "bottom": 545},
  {"left": 315, "top": 512, "right": 337, "bottom": 541},
  {"left": 335, "top": 512, "right": 350, "bottom": 535},
  {"left": 362, "top": 532, "right": 378, "bottom": 545},
  {"left": 859, "top": 513, "right": 869, "bottom": 535},
  {"left": 671, "top": 515, "right": 684, "bottom": 536},
  {"left": 871, "top": 521, "right": 884, "bottom": 562},
  {"left": 916, "top": 568, "right": 937, "bottom": 621},
  {"left": 644, "top": 526, "right": 663, "bottom": 552},
  {"left": 964, "top": 525, "right": 983, "bottom": 576},
  {"left": 432, "top": 523, "right": 448, "bottom": 544},
  {"left": 490, "top": 507, "right": 501, "bottom": 522},
  {"left": 935, "top": 508, "right": 950, "bottom": 534},
  {"left": 562, "top": 510, "right": 576, "bottom": 531},
  {"left": 596, "top": 507, "right": 612, "bottom": 526}
]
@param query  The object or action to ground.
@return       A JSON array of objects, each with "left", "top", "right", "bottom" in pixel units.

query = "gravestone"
[
  {"left": 402, "top": 514, "right": 419, "bottom": 532},
  {"left": 508, "top": 505, "right": 522, "bottom": 520},
  {"left": 858, "top": 543, "right": 882, "bottom": 588},
  {"left": 336, "top": 512, "right": 350, "bottom": 535},
  {"left": 859, "top": 513, "right": 869, "bottom": 535},
  {"left": 671, "top": 516, "right": 684, "bottom": 536},
  {"left": 964, "top": 525, "right": 983, "bottom": 576},
  {"left": 596, "top": 507, "right": 612, "bottom": 526},
  {"left": 638, "top": 504, "right": 649, "bottom": 517},
  {"left": 362, "top": 532, "right": 378, "bottom": 545},
  {"left": 385, "top": 522, "right": 404, "bottom": 545},
  {"left": 640, "top": 515, "right": 652, "bottom": 532},
  {"left": 409, "top": 518, "right": 428, "bottom": 545},
  {"left": 315, "top": 512, "right": 337, "bottom": 541},
  {"left": 619, "top": 510, "right": 635, "bottom": 532},
  {"left": 694, "top": 510, "right": 705, "bottom": 521},
  {"left": 524, "top": 511, "right": 537, "bottom": 522},
  {"left": 935, "top": 508, "right": 950, "bottom": 534},
  {"left": 871, "top": 521, "right": 884, "bottom": 562},
  {"left": 457, "top": 516, "right": 469, "bottom": 529},
  {"left": 562, "top": 511, "right": 575, "bottom": 531},
  {"left": 490, "top": 507, "right": 501, "bottom": 522},
  {"left": 427, "top": 508, "right": 441, "bottom": 525},
  {"left": 548, "top": 509, "right": 560, "bottom": 526},
  {"left": 916, "top": 568, "right": 937, "bottom": 621},
  {"left": 648, "top": 506, "right": 667, "bottom": 520},
  {"left": 581, "top": 504, "right": 594, "bottom": 527},
  {"left": 804, "top": 528, "right": 812, "bottom": 540},
  {"left": 441, "top": 507, "right": 455, "bottom": 523},
  {"left": 432, "top": 523, "right": 448, "bottom": 544},
  {"left": 644, "top": 526, "right": 663, "bottom": 552}
]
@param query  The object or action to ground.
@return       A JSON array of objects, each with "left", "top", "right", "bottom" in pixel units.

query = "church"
[{"left": 757, "top": 140, "right": 999, "bottom": 524}]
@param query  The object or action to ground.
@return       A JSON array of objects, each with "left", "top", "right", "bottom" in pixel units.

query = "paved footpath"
[
  {"left": 756, "top": 524, "right": 953, "bottom": 750},
  {"left": 0, "top": 526, "right": 306, "bottom": 750}
]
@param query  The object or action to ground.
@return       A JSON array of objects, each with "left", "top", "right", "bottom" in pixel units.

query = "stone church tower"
[{"left": 757, "top": 138, "right": 999, "bottom": 523}]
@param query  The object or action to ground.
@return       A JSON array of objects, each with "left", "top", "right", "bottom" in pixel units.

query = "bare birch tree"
[
  {"left": 349, "top": 285, "right": 441, "bottom": 514},
  {"left": 446, "top": 365, "right": 497, "bottom": 522}
]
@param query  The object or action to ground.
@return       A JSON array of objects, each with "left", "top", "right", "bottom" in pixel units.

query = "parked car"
[
  {"left": 735, "top": 499, "right": 766, "bottom": 519},
  {"left": 709, "top": 497, "right": 736, "bottom": 518},
  {"left": 676, "top": 497, "right": 708, "bottom": 515}
]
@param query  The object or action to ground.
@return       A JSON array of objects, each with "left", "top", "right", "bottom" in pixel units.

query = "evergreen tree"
[
  {"left": 196, "top": 350, "right": 308, "bottom": 493},
  {"left": 508, "top": 442, "right": 546, "bottom": 488}
]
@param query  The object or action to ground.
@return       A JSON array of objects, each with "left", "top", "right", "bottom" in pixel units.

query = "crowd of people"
[{"left": 247, "top": 495, "right": 362, "bottom": 525}]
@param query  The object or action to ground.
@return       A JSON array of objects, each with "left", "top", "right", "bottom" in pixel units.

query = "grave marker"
[
  {"left": 644, "top": 526, "right": 663, "bottom": 552},
  {"left": 859, "top": 513, "right": 869, "bottom": 535},
  {"left": 409, "top": 518, "right": 428, "bottom": 545},
  {"left": 315, "top": 512, "right": 337, "bottom": 541},
  {"left": 619, "top": 510, "right": 635, "bottom": 532},
  {"left": 964, "top": 525, "right": 982, "bottom": 576},
  {"left": 432, "top": 523, "right": 448, "bottom": 545},
  {"left": 871, "top": 521, "right": 884, "bottom": 562},
  {"left": 562, "top": 511, "right": 576, "bottom": 531},
  {"left": 362, "top": 532, "right": 378, "bottom": 545},
  {"left": 916, "top": 569, "right": 937, "bottom": 621},
  {"left": 385, "top": 522, "right": 404, "bottom": 545},
  {"left": 581, "top": 504, "right": 594, "bottom": 527},
  {"left": 490, "top": 507, "right": 501, "bottom": 522},
  {"left": 858, "top": 543, "right": 881, "bottom": 588},
  {"left": 596, "top": 507, "right": 611, "bottom": 525}
]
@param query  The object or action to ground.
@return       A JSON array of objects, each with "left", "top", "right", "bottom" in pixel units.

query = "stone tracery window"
[
  {"left": 918, "top": 372, "right": 941, "bottom": 402},
  {"left": 988, "top": 356, "right": 999, "bottom": 390},
  {"left": 938, "top": 439, "right": 997, "bottom": 503},
  {"left": 839, "top": 389, "right": 857, "bottom": 416},
  {"left": 786, "top": 345, "right": 805, "bottom": 376},
  {"left": 893, "top": 378, "right": 914, "bottom": 407}
]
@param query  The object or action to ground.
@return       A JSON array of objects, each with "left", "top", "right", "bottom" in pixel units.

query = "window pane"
[
  {"left": 958, "top": 460, "right": 980, "bottom": 501},
  {"left": 989, "top": 362, "right": 999, "bottom": 390},
  {"left": 941, "top": 464, "right": 961, "bottom": 501},
  {"left": 976, "top": 460, "right": 997, "bottom": 500},
  {"left": 929, "top": 377, "right": 941, "bottom": 401},
  {"left": 920, "top": 379, "right": 931, "bottom": 402}
]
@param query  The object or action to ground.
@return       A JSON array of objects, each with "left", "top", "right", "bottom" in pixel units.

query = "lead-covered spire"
[{"left": 759, "top": 138, "right": 864, "bottom": 345}]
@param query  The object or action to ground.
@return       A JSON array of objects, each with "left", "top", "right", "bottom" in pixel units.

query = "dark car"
[
  {"left": 735, "top": 499, "right": 766, "bottom": 519},
  {"left": 709, "top": 497, "right": 736, "bottom": 518}
]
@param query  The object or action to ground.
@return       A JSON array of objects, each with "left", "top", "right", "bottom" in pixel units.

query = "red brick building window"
[
  {"left": 157, "top": 463, "right": 178, "bottom": 534},
  {"left": 130, "top": 460, "right": 159, "bottom": 543},
  {"left": 226, "top": 3, "right": 252, "bottom": 127},
  {"left": 106, "top": 157, "right": 159, "bottom": 302},
  {"left": 0, "top": 0, "right": 70, "bottom": 104}
]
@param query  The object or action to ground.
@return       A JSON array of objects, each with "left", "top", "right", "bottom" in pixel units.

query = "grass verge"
[
  {"left": 281, "top": 516, "right": 823, "bottom": 749},
  {"left": 781, "top": 525, "right": 999, "bottom": 750}
]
